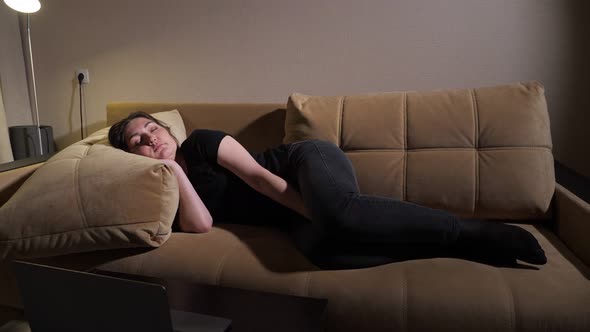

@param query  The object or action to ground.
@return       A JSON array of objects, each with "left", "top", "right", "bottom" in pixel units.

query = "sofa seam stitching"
[
  {"left": 214, "top": 242, "right": 240, "bottom": 286},
  {"left": 303, "top": 271, "right": 312, "bottom": 297},
  {"left": 472, "top": 88, "right": 479, "bottom": 216},
  {"left": 158, "top": 164, "right": 169, "bottom": 238},
  {"left": 403, "top": 92, "right": 408, "bottom": 201},
  {"left": 1, "top": 220, "right": 170, "bottom": 242},
  {"left": 472, "top": 88, "right": 479, "bottom": 149},
  {"left": 401, "top": 265, "right": 407, "bottom": 332},
  {"left": 498, "top": 269, "right": 516, "bottom": 331},
  {"left": 343, "top": 146, "right": 551, "bottom": 153},
  {"left": 474, "top": 150, "right": 479, "bottom": 217},
  {"left": 338, "top": 96, "right": 345, "bottom": 147},
  {"left": 74, "top": 150, "right": 89, "bottom": 230}
]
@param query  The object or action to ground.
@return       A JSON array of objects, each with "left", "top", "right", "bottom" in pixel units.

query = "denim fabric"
[{"left": 284, "top": 140, "right": 461, "bottom": 264}]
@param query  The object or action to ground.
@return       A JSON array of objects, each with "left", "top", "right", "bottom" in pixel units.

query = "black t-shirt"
[{"left": 179, "top": 129, "right": 292, "bottom": 223}]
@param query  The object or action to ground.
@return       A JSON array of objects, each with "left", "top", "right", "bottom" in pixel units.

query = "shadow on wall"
[
  {"left": 54, "top": 107, "right": 286, "bottom": 153},
  {"left": 57, "top": 78, "right": 84, "bottom": 150},
  {"left": 55, "top": 79, "right": 106, "bottom": 150},
  {"left": 559, "top": 1, "right": 590, "bottom": 178},
  {"left": 234, "top": 109, "right": 286, "bottom": 153}
]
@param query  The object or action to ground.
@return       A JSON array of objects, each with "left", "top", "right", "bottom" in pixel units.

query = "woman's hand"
[
  {"left": 216, "top": 136, "right": 311, "bottom": 220},
  {"left": 159, "top": 159, "right": 213, "bottom": 233}
]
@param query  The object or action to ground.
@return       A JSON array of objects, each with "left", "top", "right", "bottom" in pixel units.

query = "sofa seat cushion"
[
  {"left": 284, "top": 82, "right": 555, "bottom": 220},
  {"left": 11, "top": 223, "right": 588, "bottom": 332},
  {"left": 0, "top": 110, "right": 185, "bottom": 260}
]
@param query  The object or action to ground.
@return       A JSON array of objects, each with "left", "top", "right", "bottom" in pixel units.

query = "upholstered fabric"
[
  {"left": 284, "top": 82, "right": 555, "bottom": 220},
  {"left": 554, "top": 184, "right": 590, "bottom": 267},
  {"left": 0, "top": 111, "right": 183, "bottom": 260},
  {"left": 0, "top": 164, "right": 43, "bottom": 207},
  {"left": 145, "top": 109, "right": 187, "bottom": 143},
  {"left": 0, "top": 305, "right": 28, "bottom": 332},
  {"left": 2, "top": 88, "right": 589, "bottom": 332},
  {"left": 2, "top": 222, "right": 586, "bottom": 332}
]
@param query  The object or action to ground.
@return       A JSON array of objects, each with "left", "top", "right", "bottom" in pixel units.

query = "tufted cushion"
[
  {"left": 0, "top": 111, "right": 183, "bottom": 260},
  {"left": 284, "top": 82, "right": 555, "bottom": 220}
]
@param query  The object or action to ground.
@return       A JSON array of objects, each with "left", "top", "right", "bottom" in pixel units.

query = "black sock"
[{"left": 455, "top": 219, "right": 547, "bottom": 265}]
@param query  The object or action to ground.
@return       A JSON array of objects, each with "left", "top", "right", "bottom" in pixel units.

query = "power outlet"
[{"left": 75, "top": 69, "right": 89, "bottom": 84}]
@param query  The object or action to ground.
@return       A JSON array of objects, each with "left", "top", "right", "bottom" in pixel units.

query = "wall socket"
[{"left": 75, "top": 69, "right": 89, "bottom": 84}]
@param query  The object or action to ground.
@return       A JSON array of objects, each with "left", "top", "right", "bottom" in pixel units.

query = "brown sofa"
[{"left": 1, "top": 82, "right": 589, "bottom": 331}]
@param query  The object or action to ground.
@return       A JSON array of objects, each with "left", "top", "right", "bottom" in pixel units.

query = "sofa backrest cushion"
[
  {"left": 0, "top": 111, "right": 182, "bottom": 260},
  {"left": 284, "top": 81, "right": 555, "bottom": 220}
]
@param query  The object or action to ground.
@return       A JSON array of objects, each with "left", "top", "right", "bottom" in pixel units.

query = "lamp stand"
[{"left": 26, "top": 13, "right": 43, "bottom": 155}]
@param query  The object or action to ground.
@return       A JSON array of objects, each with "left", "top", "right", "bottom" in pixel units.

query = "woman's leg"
[
  {"left": 287, "top": 140, "right": 546, "bottom": 265},
  {"left": 287, "top": 140, "right": 459, "bottom": 244}
]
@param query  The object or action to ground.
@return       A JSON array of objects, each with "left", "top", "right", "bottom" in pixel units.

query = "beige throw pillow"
[
  {"left": 150, "top": 109, "right": 187, "bottom": 143},
  {"left": 0, "top": 110, "right": 186, "bottom": 260}
]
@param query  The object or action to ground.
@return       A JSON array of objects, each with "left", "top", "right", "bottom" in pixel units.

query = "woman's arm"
[
  {"left": 159, "top": 159, "right": 213, "bottom": 233},
  {"left": 216, "top": 136, "right": 311, "bottom": 220}
]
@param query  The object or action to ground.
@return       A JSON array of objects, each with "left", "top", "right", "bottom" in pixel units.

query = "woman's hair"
[{"left": 108, "top": 111, "right": 178, "bottom": 151}]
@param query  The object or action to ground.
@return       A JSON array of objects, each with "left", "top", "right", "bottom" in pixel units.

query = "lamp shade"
[{"left": 3, "top": 0, "right": 40, "bottom": 13}]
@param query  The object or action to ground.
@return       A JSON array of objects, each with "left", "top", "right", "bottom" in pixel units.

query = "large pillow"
[
  {"left": 0, "top": 110, "right": 185, "bottom": 260},
  {"left": 284, "top": 82, "right": 555, "bottom": 220}
]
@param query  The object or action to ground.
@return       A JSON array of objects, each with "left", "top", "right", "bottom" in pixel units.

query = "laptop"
[{"left": 12, "top": 260, "right": 232, "bottom": 332}]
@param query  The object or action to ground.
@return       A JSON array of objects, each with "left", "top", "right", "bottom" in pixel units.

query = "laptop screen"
[{"left": 12, "top": 261, "right": 230, "bottom": 332}]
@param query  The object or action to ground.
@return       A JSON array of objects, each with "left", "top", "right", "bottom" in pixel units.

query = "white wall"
[
  {"left": 0, "top": 4, "right": 32, "bottom": 127},
  {"left": 0, "top": 86, "right": 14, "bottom": 163},
  {"left": 5, "top": 0, "right": 590, "bottom": 177}
]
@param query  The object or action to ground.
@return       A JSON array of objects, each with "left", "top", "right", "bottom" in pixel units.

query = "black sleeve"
[{"left": 180, "top": 129, "right": 228, "bottom": 165}]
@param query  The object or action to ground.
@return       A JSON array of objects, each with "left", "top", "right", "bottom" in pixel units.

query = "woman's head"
[{"left": 108, "top": 111, "right": 179, "bottom": 160}]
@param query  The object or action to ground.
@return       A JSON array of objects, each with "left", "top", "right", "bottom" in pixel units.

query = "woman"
[{"left": 109, "top": 112, "right": 547, "bottom": 268}]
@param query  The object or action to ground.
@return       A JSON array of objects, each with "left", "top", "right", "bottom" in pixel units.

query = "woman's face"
[{"left": 124, "top": 117, "right": 177, "bottom": 160}]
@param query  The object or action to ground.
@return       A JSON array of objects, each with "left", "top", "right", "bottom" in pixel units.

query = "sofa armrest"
[
  {"left": 0, "top": 163, "right": 44, "bottom": 206},
  {"left": 554, "top": 183, "right": 590, "bottom": 266}
]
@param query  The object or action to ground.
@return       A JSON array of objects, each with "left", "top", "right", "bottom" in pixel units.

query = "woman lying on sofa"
[{"left": 108, "top": 112, "right": 547, "bottom": 268}]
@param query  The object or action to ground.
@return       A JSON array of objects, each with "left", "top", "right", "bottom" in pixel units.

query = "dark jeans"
[{"left": 285, "top": 140, "right": 461, "bottom": 267}]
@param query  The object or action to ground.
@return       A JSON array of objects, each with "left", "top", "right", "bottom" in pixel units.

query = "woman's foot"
[{"left": 456, "top": 219, "right": 547, "bottom": 265}]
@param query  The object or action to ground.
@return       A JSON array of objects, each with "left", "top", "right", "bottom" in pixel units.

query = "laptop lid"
[{"left": 12, "top": 261, "right": 231, "bottom": 332}]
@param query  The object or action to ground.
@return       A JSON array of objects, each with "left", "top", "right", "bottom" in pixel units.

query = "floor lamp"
[{"left": 3, "top": 0, "right": 43, "bottom": 155}]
